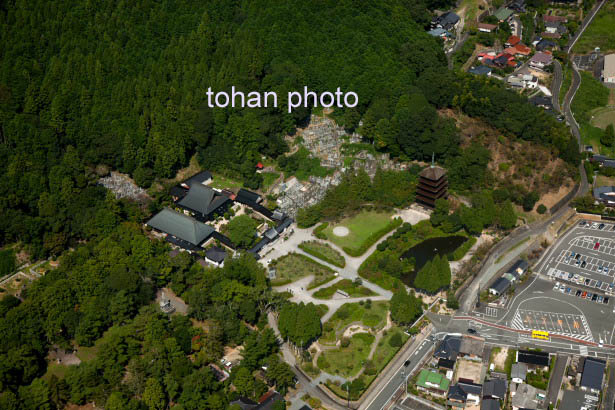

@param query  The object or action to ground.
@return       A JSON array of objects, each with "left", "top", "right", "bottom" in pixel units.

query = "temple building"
[{"left": 416, "top": 161, "right": 448, "bottom": 208}]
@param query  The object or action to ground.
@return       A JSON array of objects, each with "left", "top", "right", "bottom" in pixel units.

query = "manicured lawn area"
[
  {"left": 312, "top": 279, "right": 376, "bottom": 300},
  {"left": 571, "top": 72, "right": 610, "bottom": 124},
  {"left": 317, "top": 333, "right": 375, "bottom": 377},
  {"left": 209, "top": 173, "right": 242, "bottom": 190},
  {"left": 298, "top": 240, "right": 345, "bottom": 267},
  {"left": 320, "top": 301, "right": 388, "bottom": 344},
  {"left": 573, "top": 2, "right": 615, "bottom": 54},
  {"left": 590, "top": 104, "right": 615, "bottom": 130},
  {"left": 270, "top": 253, "right": 337, "bottom": 289},
  {"left": 322, "top": 211, "right": 396, "bottom": 256}
]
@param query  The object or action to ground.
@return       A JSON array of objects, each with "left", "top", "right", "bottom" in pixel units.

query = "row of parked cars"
[
  {"left": 579, "top": 221, "right": 612, "bottom": 230},
  {"left": 553, "top": 281, "right": 610, "bottom": 304}
]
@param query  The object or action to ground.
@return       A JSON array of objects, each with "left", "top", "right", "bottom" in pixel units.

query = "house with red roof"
[{"left": 505, "top": 35, "right": 521, "bottom": 47}]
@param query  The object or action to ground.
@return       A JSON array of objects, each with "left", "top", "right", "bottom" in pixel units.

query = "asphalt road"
[
  {"left": 545, "top": 354, "right": 568, "bottom": 408},
  {"left": 362, "top": 331, "right": 436, "bottom": 410}
]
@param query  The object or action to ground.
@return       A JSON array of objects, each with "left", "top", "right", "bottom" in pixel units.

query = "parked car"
[
  {"left": 597, "top": 281, "right": 603, "bottom": 288},
  {"left": 605, "top": 267, "right": 610, "bottom": 274},
  {"left": 592, "top": 294, "right": 598, "bottom": 301},
  {"left": 582, "top": 291, "right": 587, "bottom": 298},
  {"left": 575, "top": 253, "right": 581, "bottom": 260},
  {"left": 576, "top": 289, "right": 582, "bottom": 297},
  {"left": 581, "top": 261, "right": 587, "bottom": 268},
  {"left": 587, "top": 293, "right": 594, "bottom": 299},
  {"left": 579, "top": 221, "right": 586, "bottom": 226},
  {"left": 598, "top": 296, "right": 604, "bottom": 303},
  {"left": 599, "top": 223, "right": 605, "bottom": 230},
  {"left": 467, "top": 328, "right": 477, "bottom": 335},
  {"left": 568, "top": 273, "right": 574, "bottom": 280},
  {"left": 565, "top": 287, "right": 572, "bottom": 294},
  {"left": 585, "top": 279, "right": 591, "bottom": 285},
  {"left": 604, "top": 297, "right": 610, "bottom": 305},
  {"left": 594, "top": 242, "right": 601, "bottom": 250}
]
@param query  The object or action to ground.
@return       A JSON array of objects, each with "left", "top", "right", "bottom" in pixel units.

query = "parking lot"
[
  {"left": 511, "top": 309, "right": 593, "bottom": 341},
  {"left": 542, "top": 220, "right": 615, "bottom": 299}
]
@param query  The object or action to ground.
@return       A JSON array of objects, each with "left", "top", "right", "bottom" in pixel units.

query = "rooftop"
[
  {"left": 420, "top": 165, "right": 447, "bottom": 181},
  {"left": 511, "top": 383, "right": 545, "bottom": 410},
  {"left": 147, "top": 208, "right": 214, "bottom": 246},
  {"left": 178, "top": 184, "right": 230, "bottom": 216},
  {"left": 605, "top": 54, "right": 615, "bottom": 78},
  {"left": 581, "top": 357, "right": 606, "bottom": 391},
  {"left": 417, "top": 369, "right": 450, "bottom": 391}
]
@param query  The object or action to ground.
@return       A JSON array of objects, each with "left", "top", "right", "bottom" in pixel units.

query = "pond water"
[{"left": 399, "top": 235, "right": 467, "bottom": 286}]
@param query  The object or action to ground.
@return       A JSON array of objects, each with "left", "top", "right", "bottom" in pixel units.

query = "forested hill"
[{"left": 0, "top": 0, "right": 451, "bottom": 252}]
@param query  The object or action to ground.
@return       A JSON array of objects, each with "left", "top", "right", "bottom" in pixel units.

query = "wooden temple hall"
[{"left": 416, "top": 160, "right": 448, "bottom": 208}]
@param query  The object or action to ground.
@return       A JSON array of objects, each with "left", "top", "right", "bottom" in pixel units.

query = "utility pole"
[{"left": 347, "top": 383, "right": 350, "bottom": 408}]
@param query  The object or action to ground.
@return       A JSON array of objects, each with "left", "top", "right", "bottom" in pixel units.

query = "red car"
[
  {"left": 582, "top": 291, "right": 587, "bottom": 299},
  {"left": 594, "top": 242, "right": 600, "bottom": 250}
]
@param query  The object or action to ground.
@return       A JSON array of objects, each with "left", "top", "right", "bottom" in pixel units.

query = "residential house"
[
  {"left": 483, "top": 378, "right": 507, "bottom": 400},
  {"left": 510, "top": 383, "right": 545, "bottom": 410},
  {"left": 469, "top": 65, "right": 493, "bottom": 76},
  {"left": 517, "top": 350, "right": 549, "bottom": 371},
  {"left": 481, "top": 398, "right": 501, "bottom": 410},
  {"left": 146, "top": 208, "right": 215, "bottom": 252},
  {"left": 204, "top": 246, "right": 227, "bottom": 267},
  {"left": 434, "top": 334, "right": 462, "bottom": 361},
  {"left": 560, "top": 390, "right": 598, "bottom": 410},
  {"left": 478, "top": 23, "right": 497, "bottom": 33},
  {"left": 507, "top": 76, "right": 525, "bottom": 88},
  {"left": 536, "top": 38, "right": 557, "bottom": 51},
  {"left": 177, "top": 183, "right": 232, "bottom": 221},
  {"left": 431, "top": 11, "right": 461, "bottom": 31},
  {"left": 489, "top": 277, "right": 511, "bottom": 296},
  {"left": 529, "top": 52, "right": 553, "bottom": 69},
  {"left": 507, "top": 260, "right": 529, "bottom": 278},
  {"left": 541, "top": 31, "right": 561, "bottom": 40},
  {"left": 438, "top": 358, "right": 456, "bottom": 371},
  {"left": 493, "top": 53, "right": 516, "bottom": 68},
  {"left": 447, "top": 381, "right": 482, "bottom": 408},
  {"left": 428, "top": 28, "right": 455, "bottom": 40},
  {"left": 506, "top": 35, "right": 521, "bottom": 47},
  {"left": 254, "top": 391, "right": 285, "bottom": 410},
  {"left": 529, "top": 94, "right": 554, "bottom": 110},
  {"left": 545, "top": 21, "right": 567, "bottom": 36},
  {"left": 604, "top": 54, "right": 615, "bottom": 84},
  {"left": 459, "top": 335, "right": 485, "bottom": 360},
  {"left": 417, "top": 369, "right": 450, "bottom": 397},
  {"left": 494, "top": 7, "right": 514, "bottom": 22},
  {"left": 593, "top": 186, "right": 615, "bottom": 206},
  {"left": 508, "top": 0, "right": 526, "bottom": 13},
  {"left": 511, "top": 363, "right": 527, "bottom": 383},
  {"left": 543, "top": 14, "right": 567, "bottom": 24},
  {"left": 505, "top": 43, "right": 531, "bottom": 56},
  {"left": 580, "top": 357, "right": 606, "bottom": 394}
]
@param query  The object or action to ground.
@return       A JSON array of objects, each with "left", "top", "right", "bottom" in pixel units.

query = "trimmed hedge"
[
  {"left": 298, "top": 241, "right": 346, "bottom": 268},
  {"left": 342, "top": 217, "right": 402, "bottom": 257},
  {"left": 313, "top": 222, "right": 329, "bottom": 240}
]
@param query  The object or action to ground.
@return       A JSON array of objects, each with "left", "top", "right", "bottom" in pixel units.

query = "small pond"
[{"left": 399, "top": 235, "right": 467, "bottom": 286}]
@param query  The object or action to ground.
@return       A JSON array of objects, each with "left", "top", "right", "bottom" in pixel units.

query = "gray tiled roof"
[{"left": 147, "top": 208, "right": 214, "bottom": 245}]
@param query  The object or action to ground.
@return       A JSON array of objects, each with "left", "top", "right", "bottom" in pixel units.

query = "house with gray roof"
[
  {"left": 146, "top": 208, "right": 215, "bottom": 251},
  {"left": 489, "top": 277, "right": 511, "bottom": 296},
  {"left": 177, "top": 183, "right": 231, "bottom": 221},
  {"left": 511, "top": 363, "right": 527, "bottom": 383},
  {"left": 593, "top": 186, "right": 615, "bottom": 206},
  {"left": 581, "top": 357, "right": 606, "bottom": 393},
  {"left": 510, "top": 383, "right": 545, "bottom": 410},
  {"left": 481, "top": 399, "right": 500, "bottom": 410},
  {"left": 483, "top": 378, "right": 507, "bottom": 400}
]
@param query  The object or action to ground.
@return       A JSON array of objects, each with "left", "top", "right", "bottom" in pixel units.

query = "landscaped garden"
[
  {"left": 298, "top": 240, "right": 345, "bottom": 267},
  {"left": 312, "top": 279, "right": 376, "bottom": 299},
  {"left": 321, "top": 211, "right": 401, "bottom": 256},
  {"left": 320, "top": 300, "right": 388, "bottom": 344},
  {"left": 270, "top": 253, "right": 337, "bottom": 289},
  {"left": 317, "top": 332, "right": 374, "bottom": 377}
]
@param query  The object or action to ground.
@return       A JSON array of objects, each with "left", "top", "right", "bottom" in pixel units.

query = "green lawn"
[
  {"left": 317, "top": 333, "right": 375, "bottom": 377},
  {"left": 573, "top": 2, "right": 615, "bottom": 54},
  {"left": 368, "top": 328, "right": 409, "bottom": 378},
  {"left": 312, "top": 279, "right": 376, "bottom": 300},
  {"left": 43, "top": 362, "right": 71, "bottom": 381},
  {"left": 559, "top": 64, "right": 573, "bottom": 107},
  {"left": 323, "top": 211, "right": 395, "bottom": 256},
  {"left": 270, "top": 253, "right": 337, "bottom": 289},
  {"left": 320, "top": 301, "right": 388, "bottom": 344},
  {"left": 75, "top": 345, "right": 98, "bottom": 362},
  {"left": 571, "top": 72, "right": 610, "bottom": 124},
  {"left": 590, "top": 104, "right": 615, "bottom": 130},
  {"left": 209, "top": 173, "right": 243, "bottom": 190},
  {"left": 298, "top": 240, "right": 345, "bottom": 267}
]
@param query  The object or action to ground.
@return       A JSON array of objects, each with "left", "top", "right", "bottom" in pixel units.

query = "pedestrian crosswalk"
[{"left": 485, "top": 307, "right": 499, "bottom": 318}]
